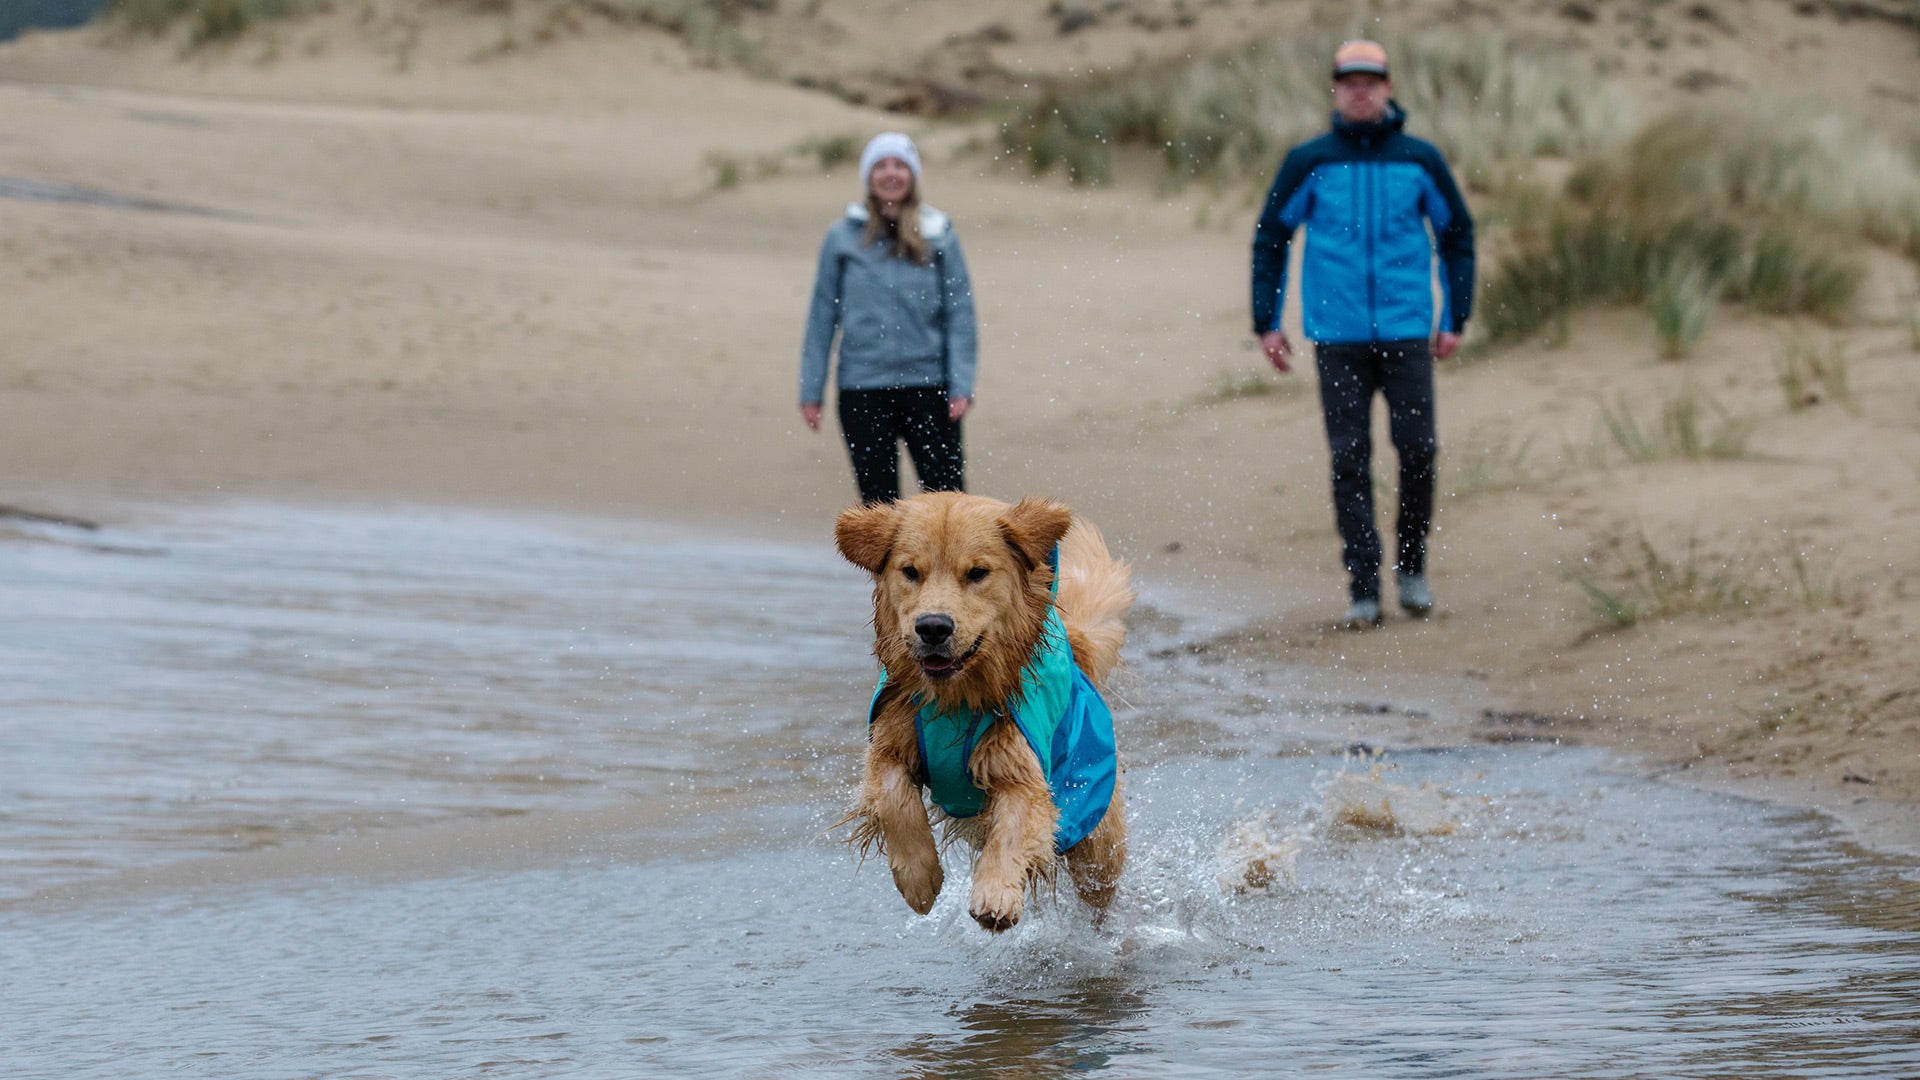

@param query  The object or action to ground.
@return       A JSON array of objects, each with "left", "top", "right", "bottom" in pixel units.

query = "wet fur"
[{"left": 835, "top": 492, "right": 1133, "bottom": 932}]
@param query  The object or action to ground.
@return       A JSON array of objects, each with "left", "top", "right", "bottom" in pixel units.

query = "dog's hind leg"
[
  {"left": 1064, "top": 770, "right": 1128, "bottom": 916},
  {"left": 857, "top": 695, "right": 944, "bottom": 915},
  {"left": 966, "top": 719, "right": 1058, "bottom": 933}
]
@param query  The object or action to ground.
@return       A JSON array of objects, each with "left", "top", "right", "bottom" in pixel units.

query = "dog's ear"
[
  {"left": 835, "top": 501, "right": 902, "bottom": 574},
  {"left": 999, "top": 496, "right": 1073, "bottom": 572}
]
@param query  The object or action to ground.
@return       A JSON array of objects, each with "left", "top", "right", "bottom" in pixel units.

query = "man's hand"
[
  {"left": 948, "top": 396, "right": 972, "bottom": 422},
  {"left": 800, "top": 402, "right": 823, "bottom": 431},
  {"left": 1260, "top": 330, "right": 1293, "bottom": 373},
  {"left": 1434, "top": 331, "right": 1462, "bottom": 360}
]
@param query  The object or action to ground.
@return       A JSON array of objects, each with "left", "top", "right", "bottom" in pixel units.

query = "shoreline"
[{"left": 13, "top": 489, "right": 1918, "bottom": 866}]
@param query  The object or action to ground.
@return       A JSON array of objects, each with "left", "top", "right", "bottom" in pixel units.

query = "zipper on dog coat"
[{"left": 867, "top": 548, "right": 1118, "bottom": 853}]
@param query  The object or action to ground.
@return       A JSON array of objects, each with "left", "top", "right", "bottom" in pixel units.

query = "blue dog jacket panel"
[
  {"left": 866, "top": 558, "right": 1118, "bottom": 853},
  {"left": 1037, "top": 664, "right": 1119, "bottom": 852}
]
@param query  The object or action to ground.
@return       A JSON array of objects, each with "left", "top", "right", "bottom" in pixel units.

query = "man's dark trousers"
[{"left": 1313, "top": 339, "right": 1437, "bottom": 603}]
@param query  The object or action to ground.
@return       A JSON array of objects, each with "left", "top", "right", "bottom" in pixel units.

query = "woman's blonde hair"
[{"left": 862, "top": 186, "right": 928, "bottom": 264}]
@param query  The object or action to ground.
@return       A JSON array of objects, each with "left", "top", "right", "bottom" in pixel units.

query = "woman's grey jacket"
[{"left": 799, "top": 203, "right": 977, "bottom": 405}]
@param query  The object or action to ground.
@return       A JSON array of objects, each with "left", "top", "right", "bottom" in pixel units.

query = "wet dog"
[{"left": 835, "top": 492, "right": 1133, "bottom": 932}]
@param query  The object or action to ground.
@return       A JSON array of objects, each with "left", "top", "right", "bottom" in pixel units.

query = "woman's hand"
[
  {"left": 800, "top": 402, "right": 823, "bottom": 431},
  {"left": 948, "top": 396, "right": 972, "bottom": 422}
]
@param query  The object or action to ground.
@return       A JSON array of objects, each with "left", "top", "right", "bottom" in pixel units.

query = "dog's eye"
[
  {"left": 966, "top": 567, "right": 990, "bottom": 583},
  {"left": 900, "top": 565, "right": 920, "bottom": 582}
]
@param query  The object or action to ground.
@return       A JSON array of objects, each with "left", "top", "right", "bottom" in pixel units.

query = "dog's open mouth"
[{"left": 917, "top": 634, "right": 983, "bottom": 680}]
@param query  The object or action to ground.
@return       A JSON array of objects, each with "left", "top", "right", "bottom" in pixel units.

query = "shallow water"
[
  {"left": 1, "top": 504, "right": 864, "bottom": 894},
  {"left": 4, "top": 502, "right": 1917, "bottom": 1077}
]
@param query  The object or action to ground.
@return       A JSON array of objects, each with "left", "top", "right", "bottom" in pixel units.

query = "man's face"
[{"left": 1332, "top": 73, "right": 1391, "bottom": 124}]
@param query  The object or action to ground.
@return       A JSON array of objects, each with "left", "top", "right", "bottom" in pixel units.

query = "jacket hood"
[
  {"left": 1330, "top": 100, "right": 1408, "bottom": 143},
  {"left": 843, "top": 201, "right": 951, "bottom": 239}
]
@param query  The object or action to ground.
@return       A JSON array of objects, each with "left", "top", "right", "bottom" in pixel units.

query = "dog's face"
[{"left": 836, "top": 492, "right": 1072, "bottom": 710}]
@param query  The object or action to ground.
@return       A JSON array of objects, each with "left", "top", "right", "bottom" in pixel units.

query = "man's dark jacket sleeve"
[
  {"left": 1250, "top": 148, "right": 1315, "bottom": 336},
  {"left": 1419, "top": 142, "right": 1476, "bottom": 332}
]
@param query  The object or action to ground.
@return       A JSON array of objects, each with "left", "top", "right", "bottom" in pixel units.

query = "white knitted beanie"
[{"left": 858, "top": 132, "right": 922, "bottom": 189}]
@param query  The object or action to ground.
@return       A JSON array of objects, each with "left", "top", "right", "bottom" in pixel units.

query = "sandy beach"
[{"left": 3, "top": 0, "right": 1917, "bottom": 857}]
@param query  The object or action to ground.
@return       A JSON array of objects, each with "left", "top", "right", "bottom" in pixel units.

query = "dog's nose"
[{"left": 914, "top": 613, "right": 955, "bottom": 646}]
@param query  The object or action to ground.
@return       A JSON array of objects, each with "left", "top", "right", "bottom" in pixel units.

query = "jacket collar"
[
  {"left": 844, "top": 201, "right": 951, "bottom": 239},
  {"left": 1330, "top": 100, "right": 1408, "bottom": 145}
]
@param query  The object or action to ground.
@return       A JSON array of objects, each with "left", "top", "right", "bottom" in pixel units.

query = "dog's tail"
[{"left": 1057, "top": 518, "right": 1134, "bottom": 688}]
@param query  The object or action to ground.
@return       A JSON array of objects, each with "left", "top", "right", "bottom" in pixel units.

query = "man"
[{"left": 1250, "top": 39, "right": 1475, "bottom": 627}]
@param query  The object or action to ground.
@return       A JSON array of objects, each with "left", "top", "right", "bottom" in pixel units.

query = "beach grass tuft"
[
  {"left": 1593, "top": 387, "right": 1759, "bottom": 465},
  {"left": 112, "top": 0, "right": 321, "bottom": 43},
  {"left": 575, "top": 0, "right": 772, "bottom": 70},
  {"left": 1447, "top": 425, "right": 1546, "bottom": 496},
  {"left": 1569, "top": 573, "right": 1642, "bottom": 629},
  {"left": 797, "top": 133, "right": 860, "bottom": 171},
  {"left": 1569, "top": 533, "right": 1753, "bottom": 630},
  {"left": 1569, "top": 530, "right": 1848, "bottom": 632},
  {"left": 703, "top": 151, "right": 745, "bottom": 190},
  {"left": 1786, "top": 543, "right": 1844, "bottom": 611},
  {"left": 1649, "top": 261, "right": 1718, "bottom": 360},
  {"left": 700, "top": 132, "right": 874, "bottom": 190},
  {"left": 1774, "top": 335, "right": 1853, "bottom": 413},
  {"left": 1198, "top": 366, "right": 1285, "bottom": 405}
]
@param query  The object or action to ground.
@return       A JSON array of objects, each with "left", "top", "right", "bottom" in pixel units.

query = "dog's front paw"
[
  {"left": 969, "top": 878, "right": 1024, "bottom": 933},
  {"left": 891, "top": 856, "right": 944, "bottom": 915}
]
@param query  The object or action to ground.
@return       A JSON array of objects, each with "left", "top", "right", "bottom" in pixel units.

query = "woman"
[{"left": 799, "top": 132, "right": 977, "bottom": 505}]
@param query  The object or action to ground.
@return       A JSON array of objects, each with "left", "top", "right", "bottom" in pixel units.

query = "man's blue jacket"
[{"left": 1250, "top": 103, "right": 1475, "bottom": 344}]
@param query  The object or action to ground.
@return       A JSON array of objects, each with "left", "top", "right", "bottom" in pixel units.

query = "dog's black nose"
[{"left": 914, "top": 613, "right": 954, "bottom": 645}]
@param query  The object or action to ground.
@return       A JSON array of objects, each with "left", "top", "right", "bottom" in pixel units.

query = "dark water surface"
[
  {"left": 0, "top": 0, "right": 107, "bottom": 43},
  {"left": 3, "top": 502, "right": 1916, "bottom": 1078}
]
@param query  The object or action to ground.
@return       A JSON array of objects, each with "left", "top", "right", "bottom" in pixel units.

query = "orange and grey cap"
[{"left": 1332, "top": 39, "right": 1389, "bottom": 79}]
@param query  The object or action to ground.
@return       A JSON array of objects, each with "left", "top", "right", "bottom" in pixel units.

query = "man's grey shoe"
[
  {"left": 1343, "top": 598, "right": 1383, "bottom": 628},
  {"left": 1397, "top": 572, "right": 1434, "bottom": 615}
]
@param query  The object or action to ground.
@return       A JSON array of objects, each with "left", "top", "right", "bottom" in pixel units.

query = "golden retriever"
[{"left": 835, "top": 492, "right": 1133, "bottom": 932}]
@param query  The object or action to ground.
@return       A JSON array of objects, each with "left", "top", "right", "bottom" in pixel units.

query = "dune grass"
[
  {"left": 1566, "top": 530, "right": 1845, "bottom": 632},
  {"left": 1567, "top": 533, "right": 1756, "bottom": 630},
  {"left": 1479, "top": 205, "right": 1863, "bottom": 348},
  {"left": 1479, "top": 107, "right": 1920, "bottom": 347},
  {"left": 1773, "top": 335, "right": 1854, "bottom": 413},
  {"left": 701, "top": 132, "right": 866, "bottom": 190},
  {"left": 1446, "top": 386, "right": 1772, "bottom": 505},
  {"left": 1445, "top": 424, "right": 1546, "bottom": 497},
  {"left": 579, "top": 0, "right": 770, "bottom": 71},
  {"left": 1648, "top": 262, "right": 1719, "bottom": 360},
  {"left": 1196, "top": 365, "right": 1285, "bottom": 405},
  {"left": 999, "top": 31, "right": 1627, "bottom": 189},
  {"left": 111, "top": 0, "right": 770, "bottom": 64},
  {"left": 111, "top": 0, "right": 321, "bottom": 43},
  {"left": 1591, "top": 387, "right": 1761, "bottom": 465},
  {"left": 1005, "top": 35, "right": 1906, "bottom": 354}
]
